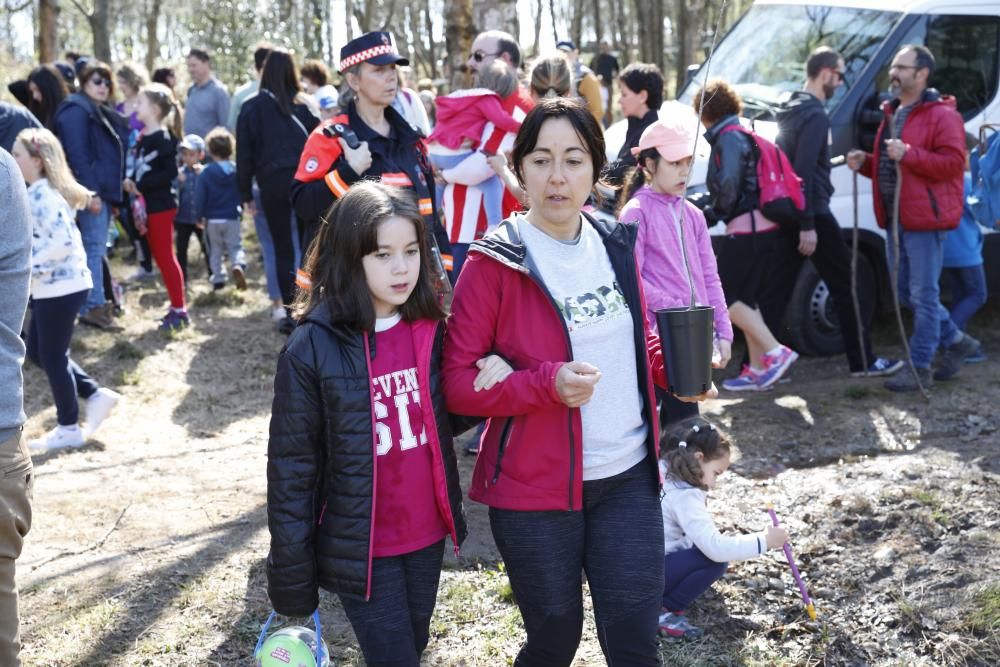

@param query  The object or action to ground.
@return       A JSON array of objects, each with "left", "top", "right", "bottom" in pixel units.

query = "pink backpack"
[{"left": 718, "top": 124, "right": 805, "bottom": 227}]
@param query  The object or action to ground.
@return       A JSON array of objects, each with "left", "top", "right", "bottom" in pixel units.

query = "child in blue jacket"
[
  {"left": 195, "top": 127, "right": 246, "bottom": 289},
  {"left": 942, "top": 173, "right": 987, "bottom": 362}
]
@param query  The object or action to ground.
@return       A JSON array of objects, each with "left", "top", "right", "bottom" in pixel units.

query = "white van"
[{"left": 608, "top": 0, "right": 1000, "bottom": 356}]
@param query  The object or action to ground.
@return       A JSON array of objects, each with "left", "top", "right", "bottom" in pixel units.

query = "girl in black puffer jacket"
[{"left": 266, "top": 181, "right": 509, "bottom": 664}]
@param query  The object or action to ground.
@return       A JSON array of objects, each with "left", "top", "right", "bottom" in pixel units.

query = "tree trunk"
[
  {"left": 472, "top": 0, "right": 518, "bottom": 39},
  {"left": 591, "top": 0, "right": 602, "bottom": 42},
  {"left": 570, "top": 3, "right": 582, "bottom": 50},
  {"left": 653, "top": 0, "right": 665, "bottom": 70},
  {"left": 91, "top": 0, "right": 112, "bottom": 63},
  {"left": 531, "top": 0, "right": 542, "bottom": 57},
  {"left": 309, "top": 0, "right": 325, "bottom": 57},
  {"left": 345, "top": 0, "right": 355, "bottom": 39},
  {"left": 673, "top": 0, "right": 686, "bottom": 92},
  {"left": 144, "top": 0, "right": 161, "bottom": 73},
  {"left": 38, "top": 0, "right": 60, "bottom": 63},
  {"left": 422, "top": 0, "right": 438, "bottom": 79},
  {"left": 445, "top": 0, "right": 473, "bottom": 91},
  {"left": 548, "top": 0, "right": 557, "bottom": 43}
]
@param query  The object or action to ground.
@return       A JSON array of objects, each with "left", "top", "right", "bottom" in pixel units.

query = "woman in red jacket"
[{"left": 442, "top": 98, "right": 714, "bottom": 666}]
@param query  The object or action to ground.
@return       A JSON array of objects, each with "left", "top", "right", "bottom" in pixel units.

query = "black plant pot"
[{"left": 656, "top": 306, "right": 714, "bottom": 398}]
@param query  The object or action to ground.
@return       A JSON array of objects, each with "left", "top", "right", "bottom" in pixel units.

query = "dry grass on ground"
[{"left": 16, "top": 242, "right": 1000, "bottom": 666}]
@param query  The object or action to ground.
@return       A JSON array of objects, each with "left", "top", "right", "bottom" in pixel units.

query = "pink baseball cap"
[{"left": 631, "top": 116, "right": 698, "bottom": 162}]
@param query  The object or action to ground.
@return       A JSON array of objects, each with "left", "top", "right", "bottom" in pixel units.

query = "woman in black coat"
[{"left": 236, "top": 48, "right": 319, "bottom": 332}]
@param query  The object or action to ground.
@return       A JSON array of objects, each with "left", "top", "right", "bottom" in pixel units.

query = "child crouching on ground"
[
  {"left": 658, "top": 417, "right": 789, "bottom": 639},
  {"left": 195, "top": 127, "right": 246, "bottom": 290}
]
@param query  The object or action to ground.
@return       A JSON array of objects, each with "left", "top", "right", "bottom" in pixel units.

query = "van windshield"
[{"left": 679, "top": 3, "right": 901, "bottom": 118}]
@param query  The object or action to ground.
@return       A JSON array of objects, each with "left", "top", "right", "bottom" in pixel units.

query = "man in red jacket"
[{"left": 848, "top": 45, "right": 977, "bottom": 392}]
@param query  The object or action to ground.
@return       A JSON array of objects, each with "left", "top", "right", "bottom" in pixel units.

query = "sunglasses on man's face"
[
  {"left": 471, "top": 50, "right": 500, "bottom": 63},
  {"left": 90, "top": 76, "right": 112, "bottom": 88}
]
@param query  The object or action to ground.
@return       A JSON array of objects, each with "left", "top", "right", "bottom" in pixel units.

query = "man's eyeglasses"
[
  {"left": 471, "top": 50, "right": 500, "bottom": 63},
  {"left": 89, "top": 76, "right": 112, "bottom": 88},
  {"left": 889, "top": 64, "right": 921, "bottom": 72}
]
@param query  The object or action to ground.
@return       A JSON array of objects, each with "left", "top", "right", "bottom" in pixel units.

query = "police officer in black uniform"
[{"left": 291, "top": 31, "right": 453, "bottom": 290}]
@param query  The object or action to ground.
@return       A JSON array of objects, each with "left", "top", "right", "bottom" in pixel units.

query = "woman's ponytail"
[{"left": 168, "top": 98, "right": 184, "bottom": 140}]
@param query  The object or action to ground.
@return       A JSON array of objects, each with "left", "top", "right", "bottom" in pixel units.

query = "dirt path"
[{"left": 16, "top": 260, "right": 1000, "bottom": 666}]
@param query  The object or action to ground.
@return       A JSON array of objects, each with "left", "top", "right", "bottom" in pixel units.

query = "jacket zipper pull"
[{"left": 317, "top": 500, "right": 328, "bottom": 526}]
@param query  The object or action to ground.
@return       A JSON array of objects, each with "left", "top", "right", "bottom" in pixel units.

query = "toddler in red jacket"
[{"left": 428, "top": 60, "right": 522, "bottom": 231}]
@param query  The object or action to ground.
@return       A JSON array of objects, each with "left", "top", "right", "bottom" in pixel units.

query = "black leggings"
[
  {"left": 25, "top": 290, "right": 99, "bottom": 425},
  {"left": 175, "top": 223, "right": 210, "bottom": 282},
  {"left": 258, "top": 171, "right": 299, "bottom": 309},
  {"left": 338, "top": 540, "right": 445, "bottom": 666},
  {"left": 489, "top": 460, "right": 663, "bottom": 667}
]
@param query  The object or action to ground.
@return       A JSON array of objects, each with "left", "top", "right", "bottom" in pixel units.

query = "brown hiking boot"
[{"left": 79, "top": 304, "right": 116, "bottom": 330}]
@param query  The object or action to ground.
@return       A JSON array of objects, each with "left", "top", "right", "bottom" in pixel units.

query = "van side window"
[{"left": 879, "top": 15, "right": 1000, "bottom": 119}]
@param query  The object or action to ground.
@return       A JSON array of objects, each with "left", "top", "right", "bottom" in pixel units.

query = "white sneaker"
[
  {"left": 271, "top": 306, "right": 286, "bottom": 323},
  {"left": 84, "top": 387, "right": 122, "bottom": 438},
  {"left": 29, "top": 425, "right": 86, "bottom": 451},
  {"left": 126, "top": 267, "right": 156, "bottom": 282}
]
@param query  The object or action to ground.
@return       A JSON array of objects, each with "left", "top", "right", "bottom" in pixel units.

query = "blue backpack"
[{"left": 969, "top": 125, "right": 1000, "bottom": 228}]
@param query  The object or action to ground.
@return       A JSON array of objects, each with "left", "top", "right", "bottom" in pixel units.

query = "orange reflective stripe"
[
  {"left": 295, "top": 268, "right": 312, "bottom": 289},
  {"left": 440, "top": 254, "right": 454, "bottom": 271},
  {"left": 325, "top": 169, "right": 350, "bottom": 197},
  {"left": 418, "top": 197, "right": 433, "bottom": 216},
  {"left": 381, "top": 172, "right": 413, "bottom": 187}
]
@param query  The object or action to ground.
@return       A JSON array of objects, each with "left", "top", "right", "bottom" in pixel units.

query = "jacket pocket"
[
  {"left": 926, "top": 187, "right": 940, "bottom": 220},
  {"left": 2, "top": 456, "right": 31, "bottom": 480},
  {"left": 491, "top": 417, "right": 515, "bottom": 485}
]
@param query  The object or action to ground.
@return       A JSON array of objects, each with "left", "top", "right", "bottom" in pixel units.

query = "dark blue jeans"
[
  {"left": 25, "top": 290, "right": 99, "bottom": 425},
  {"left": 338, "top": 540, "right": 444, "bottom": 667},
  {"left": 662, "top": 547, "right": 728, "bottom": 612},
  {"left": 889, "top": 229, "right": 962, "bottom": 368},
  {"left": 489, "top": 458, "right": 663, "bottom": 667},
  {"left": 943, "top": 265, "right": 987, "bottom": 332}
]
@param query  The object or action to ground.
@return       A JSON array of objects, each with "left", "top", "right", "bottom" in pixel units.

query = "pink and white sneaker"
[{"left": 756, "top": 345, "right": 799, "bottom": 389}]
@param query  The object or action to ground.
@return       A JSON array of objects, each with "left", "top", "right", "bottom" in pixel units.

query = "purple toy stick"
[{"left": 767, "top": 504, "right": 817, "bottom": 621}]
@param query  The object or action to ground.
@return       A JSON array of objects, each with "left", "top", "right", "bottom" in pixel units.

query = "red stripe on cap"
[{"left": 339, "top": 45, "right": 395, "bottom": 71}]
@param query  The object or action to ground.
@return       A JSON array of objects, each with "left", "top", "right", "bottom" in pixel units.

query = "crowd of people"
[{"left": 0, "top": 22, "right": 986, "bottom": 667}]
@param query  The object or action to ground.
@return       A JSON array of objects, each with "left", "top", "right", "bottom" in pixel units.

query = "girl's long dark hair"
[
  {"left": 260, "top": 48, "right": 305, "bottom": 116},
  {"left": 28, "top": 65, "right": 69, "bottom": 130},
  {"left": 661, "top": 417, "right": 731, "bottom": 491},
  {"left": 293, "top": 181, "right": 446, "bottom": 330},
  {"left": 617, "top": 146, "right": 660, "bottom": 217}
]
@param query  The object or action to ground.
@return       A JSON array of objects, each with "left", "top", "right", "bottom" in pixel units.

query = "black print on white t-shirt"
[{"left": 555, "top": 281, "right": 630, "bottom": 331}]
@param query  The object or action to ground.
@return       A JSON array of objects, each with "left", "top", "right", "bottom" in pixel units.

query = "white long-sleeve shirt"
[
  {"left": 660, "top": 462, "right": 768, "bottom": 563},
  {"left": 27, "top": 178, "right": 92, "bottom": 300}
]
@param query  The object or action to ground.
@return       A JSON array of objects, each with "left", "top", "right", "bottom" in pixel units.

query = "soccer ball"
[{"left": 255, "top": 625, "right": 330, "bottom": 667}]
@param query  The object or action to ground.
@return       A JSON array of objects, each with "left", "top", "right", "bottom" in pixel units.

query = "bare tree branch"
[
  {"left": 4, "top": 0, "right": 33, "bottom": 13},
  {"left": 69, "top": 0, "right": 92, "bottom": 19}
]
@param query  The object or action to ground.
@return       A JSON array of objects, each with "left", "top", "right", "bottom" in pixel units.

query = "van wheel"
[{"left": 784, "top": 257, "right": 876, "bottom": 357}]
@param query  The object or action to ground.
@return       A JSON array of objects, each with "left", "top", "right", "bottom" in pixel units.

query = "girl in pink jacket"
[{"left": 618, "top": 115, "right": 733, "bottom": 427}]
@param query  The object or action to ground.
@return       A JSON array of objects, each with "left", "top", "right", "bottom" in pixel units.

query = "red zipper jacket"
[
  {"left": 858, "top": 89, "right": 966, "bottom": 231},
  {"left": 442, "top": 213, "right": 667, "bottom": 512}
]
